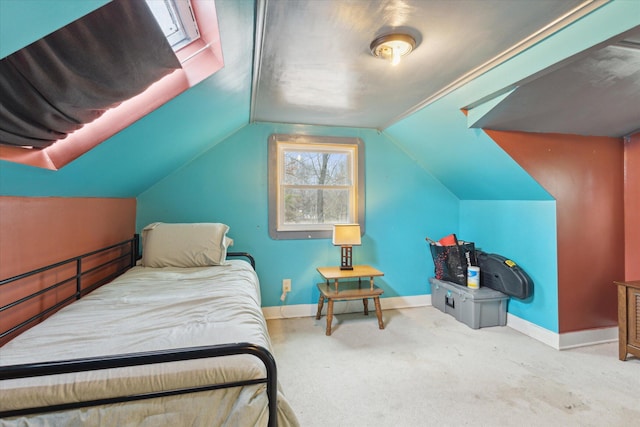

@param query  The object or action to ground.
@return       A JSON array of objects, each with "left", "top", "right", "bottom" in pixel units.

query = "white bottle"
[{"left": 467, "top": 266, "right": 480, "bottom": 289}]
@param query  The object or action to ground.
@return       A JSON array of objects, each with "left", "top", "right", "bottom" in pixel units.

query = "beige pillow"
[{"left": 141, "top": 222, "right": 233, "bottom": 268}]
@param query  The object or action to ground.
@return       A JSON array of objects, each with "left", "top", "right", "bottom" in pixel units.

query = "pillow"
[{"left": 141, "top": 222, "right": 233, "bottom": 268}]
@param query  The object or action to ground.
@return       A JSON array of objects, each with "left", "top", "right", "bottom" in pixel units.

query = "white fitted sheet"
[{"left": 0, "top": 260, "right": 299, "bottom": 426}]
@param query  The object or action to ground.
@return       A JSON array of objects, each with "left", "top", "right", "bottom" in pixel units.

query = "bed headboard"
[
  {"left": 0, "top": 236, "right": 138, "bottom": 347},
  {"left": 227, "top": 252, "right": 256, "bottom": 270}
]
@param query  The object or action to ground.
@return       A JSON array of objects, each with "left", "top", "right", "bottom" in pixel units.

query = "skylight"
[
  {"left": 145, "top": 0, "right": 200, "bottom": 52},
  {"left": 0, "top": 0, "right": 223, "bottom": 170}
]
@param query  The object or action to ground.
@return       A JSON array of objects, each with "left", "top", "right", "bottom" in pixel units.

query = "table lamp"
[{"left": 333, "top": 224, "right": 361, "bottom": 270}]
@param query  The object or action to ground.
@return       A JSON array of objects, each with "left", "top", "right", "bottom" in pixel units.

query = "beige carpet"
[{"left": 267, "top": 306, "right": 640, "bottom": 427}]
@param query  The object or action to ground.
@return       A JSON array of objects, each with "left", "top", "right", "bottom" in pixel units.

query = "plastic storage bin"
[{"left": 429, "top": 278, "right": 509, "bottom": 329}]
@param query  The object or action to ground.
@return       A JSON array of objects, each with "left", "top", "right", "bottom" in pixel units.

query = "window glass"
[{"left": 269, "top": 135, "right": 364, "bottom": 240}]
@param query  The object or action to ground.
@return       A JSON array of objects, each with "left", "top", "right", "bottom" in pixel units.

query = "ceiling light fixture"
[{"left": 370, "top": 33, "right": 416, "bottom": 66}]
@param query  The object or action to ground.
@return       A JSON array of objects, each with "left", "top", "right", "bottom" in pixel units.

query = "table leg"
[
  {"left": 373, "top": 296, "right": 384, "bottom": 329},
  {"left": 316, "top": 294, "right": 324, "bottom": 320},
  {"left": 326, "top": 298, "right": 334, "bottom": 336},
  {"left": 363, "top": 298, "right": 369, "bottom": 315}
]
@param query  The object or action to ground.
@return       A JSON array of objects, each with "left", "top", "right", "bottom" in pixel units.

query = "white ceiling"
[{"left": 250, "top": 0, "right": 639, "bottom": 137}]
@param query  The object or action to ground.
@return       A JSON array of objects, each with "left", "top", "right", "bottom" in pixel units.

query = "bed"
[{"left": 0, "top": 222, "right": 299, "bottom": 426}]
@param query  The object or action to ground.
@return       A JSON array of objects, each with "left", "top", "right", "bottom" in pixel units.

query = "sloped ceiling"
[
  {"left": 468, "top": 25, "right": 640, "bottom": 137},
  {"left": 0, "top": 0, "right": 255, "bottom": 197}
]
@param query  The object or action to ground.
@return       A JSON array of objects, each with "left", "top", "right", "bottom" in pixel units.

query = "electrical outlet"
[{"left": 282, "top": 279, "right": 291, "bottom": 293}]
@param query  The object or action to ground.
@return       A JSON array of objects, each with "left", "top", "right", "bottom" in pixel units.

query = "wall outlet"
[{"left": 282, "top": 279, "right": 291, "bottom": 293}]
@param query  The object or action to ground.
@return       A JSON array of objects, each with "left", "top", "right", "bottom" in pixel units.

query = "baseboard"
[
  {"left": 507, "top": 313, "right": 561, "bottom": 349},
  {"left": 558, "top": 326, "right": 618, "bottom": 350},
  {"left": 264, "top": 297, "right": 618, "bottom": 351},
  {"left": 507, "top": 313, "right": 618, "bottom": 350},
  {"left": 262, "top": 294, "right": 431, "bottom": 320},
  {"left": 379, "top": 294, "right": 432, "bottom": 309},
  {"left": 262, "top": 303, "right": 317, "bottom": 319}
]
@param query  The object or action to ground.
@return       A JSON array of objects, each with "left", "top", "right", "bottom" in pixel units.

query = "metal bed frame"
[
  {"left": 0, "top": 236, "right": 139, "bottom": 343},
  {"left": 0, "top": 237, "right": 275, "bottom": 426}
]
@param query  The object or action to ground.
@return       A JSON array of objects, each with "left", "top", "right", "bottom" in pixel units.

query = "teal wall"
[
  {"left": 137, "top": 122, "right": 459, "bottom": 307},
  {"left": 459, "top": 200, "right": 558, "bottom": 332},
  {"left": 383, "top": 76, "right": 558, "bottom": 330},
  {"left": 380, "top": 0, "right": 640, "bottom": 333},
  {"left": 385, "top": 98, "right": 551, "bottom": 201}
]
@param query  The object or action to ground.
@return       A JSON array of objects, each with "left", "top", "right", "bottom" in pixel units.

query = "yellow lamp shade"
[{"left": 332, "top": 224, "right": 361, "bottom": 246}]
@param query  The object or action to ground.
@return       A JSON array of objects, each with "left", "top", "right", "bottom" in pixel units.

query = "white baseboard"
[
  {"left": 262, "top": 303, "right": 317, "bottom": 319},
  {"left": 379, "top": 294, "right": 432, "bottom": 309},
  {"left": 264, "top": 297, "right": 617, "bottom": 351},
  {"left": 507, "top": 313, "right": 561, "bottom": 349},
  {"left": 262, "top": 294, "right": 431, "bottom": 320},
  {"left": 507, "top": 313, "right": 618, "bottom": 350},
  {"left": 558, "top": 326, "right": 618, "bottom": 350}
]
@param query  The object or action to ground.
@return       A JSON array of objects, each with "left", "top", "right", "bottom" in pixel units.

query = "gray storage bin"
[{"left": 429, "top": 278, "right": 509, "bottom": 329}]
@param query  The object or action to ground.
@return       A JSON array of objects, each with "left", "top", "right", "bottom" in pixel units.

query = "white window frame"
[
  {"left": 146, "top": 0, "right": 200, "bottom": 52},
  {"left": 268, "top": 134, "right": 365, "bottom": 240}
]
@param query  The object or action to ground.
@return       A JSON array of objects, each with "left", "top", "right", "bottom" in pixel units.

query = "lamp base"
[{"left": 340, "top": 246, "right": 353, "bottom": 270}]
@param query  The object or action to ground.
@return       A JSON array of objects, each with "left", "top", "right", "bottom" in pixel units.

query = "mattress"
[{"left": 0, "top": 260, "right": 299, "bottom": 426}]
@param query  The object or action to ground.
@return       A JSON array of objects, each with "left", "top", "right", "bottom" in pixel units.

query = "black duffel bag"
[{"left": 428, "top": 235, "right": 477, "bottom": 286}]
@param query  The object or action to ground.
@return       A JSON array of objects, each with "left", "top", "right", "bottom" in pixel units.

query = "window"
[
  {"left": 268, "top": 134, "right": 365, "bottom": 240},
  {"left": 145, "top": 0, "right": 200, "bottom": 52}
]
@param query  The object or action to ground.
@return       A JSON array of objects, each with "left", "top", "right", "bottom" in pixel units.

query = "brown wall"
[
  {"left": 0, "top": 197, "right": 136, "bottom": 344},
  {"left": 486, "top": 131, "right": 625, "bottom": 333},
  {"left": 0, "top": 197, "right": 136, "bottom": 280},
  {"left": 625, "top": 133, "right": 640, "bottom": 280}
]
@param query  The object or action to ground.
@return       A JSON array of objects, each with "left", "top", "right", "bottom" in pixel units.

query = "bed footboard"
[{"left": 0, "top": 342, "right": 277, "bottom": 427}]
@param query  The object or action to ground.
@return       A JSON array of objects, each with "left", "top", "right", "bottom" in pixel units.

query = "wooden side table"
[{"left": 316, "top": 265, "right": 384, "bottom": 336}]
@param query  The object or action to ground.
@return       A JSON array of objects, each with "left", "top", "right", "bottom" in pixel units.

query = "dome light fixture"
[{"left": 370, "top": 33, "right": 416, "bottom": 66}]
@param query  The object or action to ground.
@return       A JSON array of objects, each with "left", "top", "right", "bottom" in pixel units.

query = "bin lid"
[{"left": 429, "top": 277, "right": 509, "bottom": 300}]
